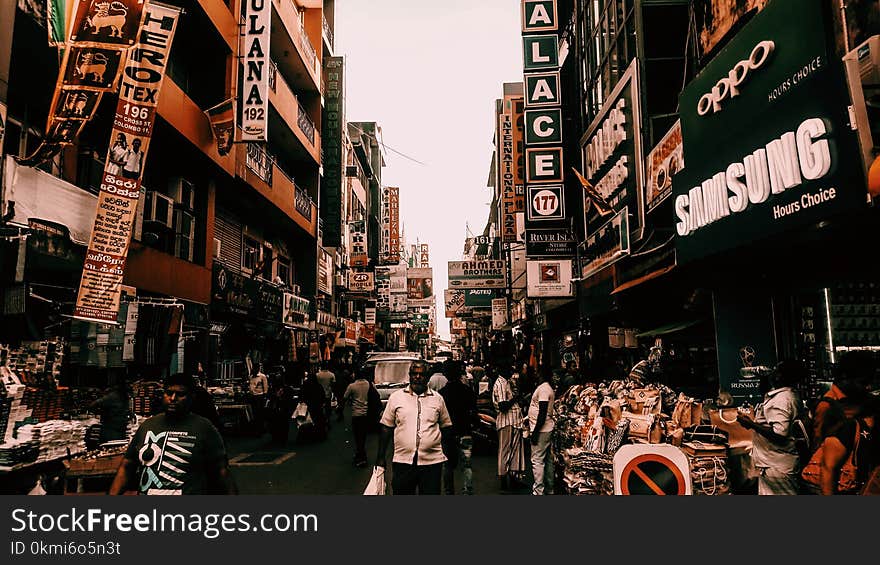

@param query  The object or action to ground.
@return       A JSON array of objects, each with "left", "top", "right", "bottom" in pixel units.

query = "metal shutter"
[{"left": 215, "top": 208, "right": 242, "bottom": 269}]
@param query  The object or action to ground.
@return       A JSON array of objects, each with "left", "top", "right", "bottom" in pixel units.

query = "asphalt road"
[{"left": 224, "top": 411, "right": 532, "bottom": 495}]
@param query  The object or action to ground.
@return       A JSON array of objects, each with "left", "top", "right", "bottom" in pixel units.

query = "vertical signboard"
[
  {"left": 349, "top": 220, "right": 368, "bottom": 267},
  {"left": 499, "top": 112, "right": 517, "bottom": 242},
  {"left": 239, "top": 0, "right": 269, "bottom": 141},
  {"left": 74, "top": 3, "right": 181, "bottom": 323},
  {"left": 419, "top": 243, "right": 430, "bottom": 268},
  {"left": 512, "top": 97, "right": 526, "bottom": 213},
  {"left": 383, "top": 186, "right": 400, "bottom": 264},
  {"left": 580, "top": 60, "right": 644, "bottom": 276},
  {"left": 321, "top": 56, "right": 344, "bottom": 247},
  {"left": 492, "top": 298, "right": 508, "bottom": 330},
  {"left": 521, "top": 0, "right": 570, "bottom": 259}
]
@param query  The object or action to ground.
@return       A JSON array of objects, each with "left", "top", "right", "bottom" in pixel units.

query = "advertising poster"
[
  {"left": 445, "top": 289, "right": 465, "bottom": 318},
  {"left": 645, "top": 120, "right": 683, "bottom": 212},
  {"left": 407, "top": 268, "right": 433, "bottom": 299},
  {"left": 205, "top": 98, "right": 235, "bottom": 156},
  {"left": 73, "top": 3, "right": 181, "bottom": 323},
  {"left": 526, "top": 259, "right": 573, "bottom": 297},
  {"left": 492, "top": 298, "right": 508, "bottom": 330}
]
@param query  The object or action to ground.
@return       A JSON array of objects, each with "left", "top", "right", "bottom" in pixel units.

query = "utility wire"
[{"left": 348, "top": 123, "right": 428, "bottom": 167}]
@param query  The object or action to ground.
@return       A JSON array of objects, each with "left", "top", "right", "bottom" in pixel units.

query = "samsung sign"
[{"left": 673, "top": 0, "right": 865, "bottom": 264}]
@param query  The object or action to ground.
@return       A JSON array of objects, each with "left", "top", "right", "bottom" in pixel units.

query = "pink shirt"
[{"left": 380, "top": 386, "right": 452, "bottom": 466}]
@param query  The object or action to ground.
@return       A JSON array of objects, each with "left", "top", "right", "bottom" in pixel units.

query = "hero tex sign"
[{"left": 239, "top": 0, "right": 270, "bottom": 141}]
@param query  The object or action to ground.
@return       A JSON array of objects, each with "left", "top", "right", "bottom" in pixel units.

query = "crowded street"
[{"left": 1, "top": 0, "right": 879, "bottom": 499}]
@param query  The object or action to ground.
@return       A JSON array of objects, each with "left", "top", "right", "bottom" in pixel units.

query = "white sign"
[
  {"left": 364, "top": 307, "right": 376, "bottom": 325},
  {"left": 448, "top": 260, "right": 507, "bottom": 289},
  {"left": 492, "top": 298, "right": 508, "bottom": 330},
  {"left": 528, "top": 185, "right": 564, "bottom": 221},
  {"left": 697, "top": 40, "right": 775, "bottom": 117},
  {"left": 348, "top": 271, "right": 375, "bottom": 293},
  {"left": 526, "top": 260, "right": 573, "bottom": 297},
  {"left": 613, "top": 444, "right": 692, "bottom": 495},
  {"left": 240, "top": 0, "right": 270, "bottom": 141}
]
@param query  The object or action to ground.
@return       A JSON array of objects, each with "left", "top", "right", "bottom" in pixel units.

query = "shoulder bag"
[{"left": 800, "top": 420, "right": 861, "bottom": 494}]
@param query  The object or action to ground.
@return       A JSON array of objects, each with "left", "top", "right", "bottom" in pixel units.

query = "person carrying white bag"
[{"left": 363, "top": 466, "right": 386, "bottom": 495}]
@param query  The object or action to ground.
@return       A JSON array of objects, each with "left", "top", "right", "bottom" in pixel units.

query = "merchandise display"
[{"left": 551, "top": 376, "right": 750, "bottom": 495}]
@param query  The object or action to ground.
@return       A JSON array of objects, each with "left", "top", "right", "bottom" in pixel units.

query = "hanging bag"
[{"left": 363, "top": 466, "right": 386, "bottom": 495}]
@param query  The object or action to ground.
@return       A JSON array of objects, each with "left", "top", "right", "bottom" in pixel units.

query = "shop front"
[{"left": 672, "top": 0, "right": 875, "bottom": 405}]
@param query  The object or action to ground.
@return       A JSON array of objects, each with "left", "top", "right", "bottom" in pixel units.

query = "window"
[
  {"left": 276, "top": 256, "right": 291, "bottom": 286},
  {"left": 243, "top": 235, "right": 260, "bottom": 272},
  {"left": 261, "top": 244, "right": 273, "bottom": 280},
  {"left": 173, "top": 209, "right": 195, "bottom": 262}
]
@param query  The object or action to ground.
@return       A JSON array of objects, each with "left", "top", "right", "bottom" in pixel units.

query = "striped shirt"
[{"left": 492, "top": 377, "right": 522, "bottom": 430}]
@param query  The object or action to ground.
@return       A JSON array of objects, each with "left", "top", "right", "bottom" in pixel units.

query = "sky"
[{"left": 335, "top": 0, "right": 524, "bottom": 341}]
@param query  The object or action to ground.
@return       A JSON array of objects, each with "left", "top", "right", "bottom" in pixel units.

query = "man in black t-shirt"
[{"left": 109, "top": 373, "right": 237, "bottom": 495}]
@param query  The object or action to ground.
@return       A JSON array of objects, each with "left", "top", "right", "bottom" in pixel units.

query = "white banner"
[
  {"left": 448, "top": 260, "right": 506, "bottom": 289},
  {"left": 239, "top": 0, "right": 270, "bottom": 141},
  {"left": 492, "top": 298, "right": 508, "bottom": 330}
]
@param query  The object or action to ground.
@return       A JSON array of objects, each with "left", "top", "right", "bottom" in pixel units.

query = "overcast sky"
[{"left": 335, "top": 0, "right": 523, "bottom": 340}]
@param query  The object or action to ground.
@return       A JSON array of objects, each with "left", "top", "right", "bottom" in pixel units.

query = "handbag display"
[
  {"left": 671, "top": 394, "right": 703, "bottom": 429},
  {"left": 683, "top": 424, "right": 729, "bottom": 445},
  {"left": 621, "top": 411, "right": 657, "bottom": 441},
  {"left": 801, "top": 422, "right": 861, "bottom": 494},
  {"left": 627, "top": 389, "right": 661, "bottom": 415},
  {"left": 708, "top": 407, "right": 754, "bottom": 447}
]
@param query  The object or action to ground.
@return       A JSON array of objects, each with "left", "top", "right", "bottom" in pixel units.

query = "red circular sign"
[{"left": 620, "top": 453, "right": 687, "bottom": 495}]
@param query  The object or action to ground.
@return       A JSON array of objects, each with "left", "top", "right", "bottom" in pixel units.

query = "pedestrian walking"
[
  {"left": 88, "top": 377, "right": 130, "bottom": 444},
  {"left": 316, "top": 361, "right": 336, "bottom": 429},
  {"left": 342, "top": 366, "right": 372, "bottom": 467},
  {"left": 375, "top": 361, "right": 453, "bottom": 495},
  {"left": 109, "top": 373, "right": 236, "bottom": 495},
  {"left": 439, "top": 361, "right": 476, "bottom": 495},
  {"left": 493, "top": 364, "right": 526, "bottom": 490},
  {"left": 267, "top": 377, "right": 296, "bottom": 446},
  {"left": 528, "top": 367, "right": 556, "bottom": 495}
]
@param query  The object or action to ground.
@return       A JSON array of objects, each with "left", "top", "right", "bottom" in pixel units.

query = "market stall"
[{"left": 551, "top": 375, "right": 756, "bottom": 495}]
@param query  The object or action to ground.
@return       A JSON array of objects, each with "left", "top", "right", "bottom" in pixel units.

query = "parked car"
[{"left": 361, "top": 353, "right": 422, "bottom": 406}]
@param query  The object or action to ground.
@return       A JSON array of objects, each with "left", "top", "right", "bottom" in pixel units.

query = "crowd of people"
[{"left": 84, "top": 347, "right": 879, "bottom": 496}]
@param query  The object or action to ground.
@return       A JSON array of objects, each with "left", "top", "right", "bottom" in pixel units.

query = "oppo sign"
[{"left": 697, "top": 41, "right": 775, "bottom": 116}]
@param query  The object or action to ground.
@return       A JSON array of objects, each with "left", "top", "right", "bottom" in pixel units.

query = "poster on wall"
[
  {"left": 73, "top": 3, "right": 181, "bottom": 324},
  {"left": 492, "top": 298, "right": 508, "bottom": 330}
]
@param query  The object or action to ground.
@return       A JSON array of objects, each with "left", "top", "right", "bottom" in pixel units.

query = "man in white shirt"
[
  {"left": 427, "top": 361, "right": 448, "bottom": 392},
  {"left": 493, "top": 365, "right": 525, "bottom": 490},
  {"left": 376, "top": 361, "right": 453, "bottom": 495},
  {"left": 528, "top": 368, "right": 556, "bottom": 495},
  {"left": 248, "top": 365, "right": 270, "bottom": 432},
  {"left": 342, "top": 367, "right": 372, "bottom": 467},
  {"left": 316, "top": 362, "right": 336, "bottom": 429},
  {"left": 121, "top": 138, "right": 144, "bottom": 179}
]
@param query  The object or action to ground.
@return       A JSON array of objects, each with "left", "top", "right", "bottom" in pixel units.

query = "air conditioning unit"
[
  {"left": 844, "top": 35, "right": 880, "bottom": 190},
  {"left": 143, "top": 191, "right": 174, "bottom": 228},
  {"left": 212, "top": 238, "right": 221, "bottom": 258},
  {"left": 168, "top": 177, "right": 195, "bottom": 210}
]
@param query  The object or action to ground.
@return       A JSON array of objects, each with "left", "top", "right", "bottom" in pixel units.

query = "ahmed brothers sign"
[{"left": 673, "top": 0, "right": 866, "bottom": 264}]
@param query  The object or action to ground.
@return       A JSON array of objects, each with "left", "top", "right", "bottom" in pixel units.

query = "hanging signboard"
[
  {"left": 499, "top": 112, "right": 517, "bottom": 242},
  {"left": 348, "top": 271, "right": 375, "bottom": 293},
  {"left": 645, "top": 120, "right": 683, "bottom": 213},
  {"left": 317, "top": 248, "right": 333, "bottom": 295},
  {"left": 581, "top": 59, "right": 645, "bottom": 245},
  {"left": 239, "top": 0, "right": 270, "bottom": 141},
  {"left": 376, "top": 267, "right": 391, "bottom": 311},
  {"left": 445, "top": 289, "right": 466, "bottom": 318},
  {"left": 283, "top": 292, "right": 310, "bottom": 329},
  {"left": 382, "top": 186, "right": 401, "bottom": 264},
  {"left": 448, "top": 260, "right": 506, "bottom": 289},
  {"left": 349, "top": 220, "right": 368, "bottom": 267},
  {"left": 406, "top": 268, "right": 434, "bottom": 299},
  {"left": 581, "top": 208, "right": 630, "bottom": 280},
  {"left": 492, "top": 298, "right": 508, "bottom": 330},
  {"left": 526, "top": 259, "right": 573, "bottom": 297},
  {"left": 73, "top": 3, "right": 181, "bottom": 324},
  {"left": 525, "top": 227, "right": 576, "bottom": 257}
]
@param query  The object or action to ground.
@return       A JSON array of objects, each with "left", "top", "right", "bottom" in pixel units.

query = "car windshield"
[{"left": 374, "top": 361, "right": 412, "bottom": 385}]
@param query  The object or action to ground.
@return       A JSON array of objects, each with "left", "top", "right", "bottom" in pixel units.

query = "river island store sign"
[{"left": 673, "top": 0, "right": 865, "bottom": 264}]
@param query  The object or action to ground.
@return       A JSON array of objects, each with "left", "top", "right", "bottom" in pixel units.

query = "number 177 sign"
[{"left": 527, "top": 184, "right": 564, "bottom": 221}]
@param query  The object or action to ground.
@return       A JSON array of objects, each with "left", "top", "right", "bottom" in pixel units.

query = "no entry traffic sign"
[{"left": 613, "top": 444, "right": 692, "bottom": 495}]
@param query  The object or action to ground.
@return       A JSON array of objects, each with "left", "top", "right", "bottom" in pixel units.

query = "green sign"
[
  {"left": 526, "top": 147, "right": 563, "bottom": 183},
  {"left": 525, "top": 72, "right": 561, "bottom": 107},
  {"left": 321, "top": 56, "right": 345, "bottom": 247},
  {"left": 464, "top": 289, "right": 496, "bottom": 308},
  {"left": 411, "top": 313, "right": 429, "bottom": 328},
  {"left": 522, "top": 1, "right": 558, "bottom": 34},
  {"left": 523, "top": 35, "right": 558, "bottom": 71},
  {"left": 525, "top": 108, "right": 563, "bottom": 145},
  {"left": 673, "top": 0, "right": 865, "bottom": 264}
]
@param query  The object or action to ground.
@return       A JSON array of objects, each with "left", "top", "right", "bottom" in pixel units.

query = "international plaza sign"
[{"left": 673, "top": 0, "right": 866, "bottom": 264}]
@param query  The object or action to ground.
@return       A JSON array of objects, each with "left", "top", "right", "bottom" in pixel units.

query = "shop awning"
[
  {"left": 636, "top": 319, "right": 701, "bottom": 338},
  {"left": 611, "top": 265, "right": 676, "bottom": 295}
]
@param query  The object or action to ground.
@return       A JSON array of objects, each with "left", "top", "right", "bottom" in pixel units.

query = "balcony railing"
[
  {"left": 322, "top": 14, "right": 333, "bottom": 49},
  {"left": 296, "top": 23, "right": 319, "bottom": 77},
  {"left": 297, "top": 99, "right": 316, "bottom": 144},
  {"left": 269, "top": 61, "right": 277, "bottom": 92},
  {"left": 245, "top": 143, "right": 273, "bottom": 185},
  {"left": 294, "top": 182, "right": 312, "bottom": 220}
]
